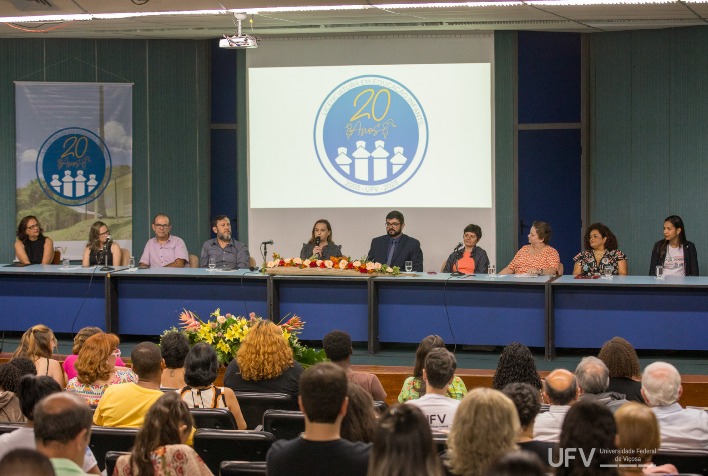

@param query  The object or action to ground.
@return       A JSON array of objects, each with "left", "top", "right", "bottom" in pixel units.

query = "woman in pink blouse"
[{"left": 499, "top": 221, "right": 561, "bottom": 276}]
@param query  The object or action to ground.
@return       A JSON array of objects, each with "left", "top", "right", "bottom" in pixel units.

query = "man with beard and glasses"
[
  {"left": 367, "top": 210, "right": 423, "bottom": 271},
  {"left": 199, "top": 215, "right": 250, "bottom": 270}
]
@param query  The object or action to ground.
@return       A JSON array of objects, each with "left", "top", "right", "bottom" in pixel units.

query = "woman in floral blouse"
[
  {"left": 398, "top": 335, "right": 467, "bottom": 403},
  {"left": 573, "top": 223, "right": 628, "bottom": 276},
  {"left": 115, "top": 392, "right": 213, "bottom": 475}
]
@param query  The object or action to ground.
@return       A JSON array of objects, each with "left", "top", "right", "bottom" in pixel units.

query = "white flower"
[
  {"left": 374, "top": 262, "right": 382, "bottom": 270},
  {"left": 316, "top": 260, "right": 324, "bottom": 266},
  {"left": 216, "top": 315, "right": 226, "bottom": 324},
  {"left": 267, "top": 261, "right": 275, "bottom": 268},
  {"left": 366, "top": 262, "right": 375, "bottom": 270},
  {"left": 325, "top": 260, "right": 334, "bottom": 269},
  {"left": 353, "top": 260, "right": 362, "bottom": 268},
  {"left": 293, "top": 258, "right": 303, "bottom": 265},
  {"left": 386, "top": 266, "right": 394, "bottom": 273},
  {"left": 303, "top": 259, "right": 311, "bottom": 267},
  {"left": 339, "top": 260, "right": 348, "bottom": 269},
  {"left": 284, "top": 258, "right": 292, "bottom": 264}
]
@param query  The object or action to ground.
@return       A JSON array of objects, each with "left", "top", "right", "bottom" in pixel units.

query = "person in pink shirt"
[{"left": 62, "top": 327, "right": 124, "bottom": 383}]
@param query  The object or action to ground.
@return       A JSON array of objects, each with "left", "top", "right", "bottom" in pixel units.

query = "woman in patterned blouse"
[
  {"left": 499, "top": 221, "right": 561, "bottom": 276},
  {"left": 572, "top": 223, "right": 628, "bottom": 276}
]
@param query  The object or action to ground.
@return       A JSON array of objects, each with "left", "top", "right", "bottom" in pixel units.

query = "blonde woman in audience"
[
  {"left": 12, "top": 324, "right": 64, "bottom": 387},
  {"left": 398, "top": 335, "right": 467, "bottom": 403},
  {"left": 66, "top": 333, "right": 136, "bottom": 405},
  {"left": 368, "top": 404, "right": 443, "bottom": 476},
  {"left": 615, "top": 402, "right": 678, "bottom": 475},
  {"left": 447, "top": 388, "right": 519, "bottom": 476},
  {"left": 115, "top": 392, "right": 213, "bottom": 475},
  {"left": 62, "top": 327, "right": 126, "bottom": 383}
]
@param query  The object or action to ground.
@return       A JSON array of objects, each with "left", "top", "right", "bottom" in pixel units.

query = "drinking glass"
[
  {"left": 208, "top": 257, "right": 216, "bottom": 270},
  {"left": 129, "top": 256, "right": 136, "bottom": 270},
  {"left": 62, "top": 258, "right": 70, "bottom": 268},
  {"left": 488, "top": 264, "right": 496, "bottom": 277},
  {"left": 603, "top": 266, "right": 613, "bottom": 279},
  {"left": 655, "top": 265, "right": 664, "bottom": 279},
  {"left": 405, "top": 261, "right": 413, "bottom": 273}
]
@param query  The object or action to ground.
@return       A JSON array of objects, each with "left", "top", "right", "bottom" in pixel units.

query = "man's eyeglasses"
[
  {"left": 154, "top": 224, "right": 171, "bottom": 228},
  {"left": 27, "top": 224, "right": 40, "bottom": 230},
  {"left": 385, "top": 222, "right": 402, "bottom": 228}
]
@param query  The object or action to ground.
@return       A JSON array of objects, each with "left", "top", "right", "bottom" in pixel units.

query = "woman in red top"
[{"left": 442, "top": 224, "right": 489, "bottom": 274}]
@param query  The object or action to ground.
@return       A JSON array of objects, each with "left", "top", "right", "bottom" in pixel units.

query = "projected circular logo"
[
  {"left": 314, "top": 75, "right": 428, "bottom": 195},
  {"left": 36, "top": 127, "right": 112, "bottom": 206}
]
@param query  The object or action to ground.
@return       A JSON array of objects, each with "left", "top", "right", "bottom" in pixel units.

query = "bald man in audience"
[
  {"left": 642, "top": 361, "right": 708, "bottom": 453},
  {"left": 533, "top": 369, "right": 578, "bottom": 442},
  {"left": 575, "top": 356, "right": 627, "bottom": 413}
]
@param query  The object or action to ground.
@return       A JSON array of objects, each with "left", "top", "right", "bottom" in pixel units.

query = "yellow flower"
[
  {"left": 224, "top": 326, "right": 240, "bottom": 342},
  {"left": 216, "top": 340, "right": 231, "bottom": 354},
  {"left": 198, "top": 324, "right": 215, "bottom": 344},
  {"left": 282, "top": 329, "right": 291, "bottom": 341}
]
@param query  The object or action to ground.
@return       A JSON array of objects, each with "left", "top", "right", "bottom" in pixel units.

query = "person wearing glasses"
[
  {"left": 15, "top": 216, "right": 54, "bottom": 265},
  {"left": 138, "top": 213, "right": 188, "bottom": 268},
  {"left": 82, "top": 220, "right": 121, "bottom": 267},
  {"left": 367, "top": 210, "right": 423, "bottom": 271}
]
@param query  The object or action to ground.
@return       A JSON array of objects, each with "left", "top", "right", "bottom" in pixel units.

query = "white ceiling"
[{"left": 1, "top": 0, "right": 707, "bottom": 39}]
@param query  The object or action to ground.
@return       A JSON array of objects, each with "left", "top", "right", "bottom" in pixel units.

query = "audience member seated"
[
  {"left": 615, "top": 402, "right": 679, "bottom": 475},
  {"left": 598, "top": 336, "right": 644, "bottom": 403},
  {"left": 492, "top": 342, "right": 543, "bottom": 391},
  {"left": 446, "top": 388, "right": 519, "bottom": 476},
  {"left": 398, "top": 335, "right": 467, "bottom": 403},
  {"left": 34, "top": 392, "right": 94, "bottom": 476},
  {"left": 502, "top": 383, "right": 554, "bottom": 466},
  {"left": 483, "top": 451, "right": 546, "bottom": 476},
  {"left": 499, "top": 221, "right": 561, "bottom": 276},
  {"left": 341, "top": 382, "right": 377, "bottom": 443},
  {"left": 405, "top": 348, "right": 459, "bottom": 431},
  {"left": 266, "top": 363, "right": 371, "bottom": 476},
  {"left": 641, "top": 361, "right": 708, "bottom": 453},
  {"left": 0, "top": 363, "right": 24, "bottom": 422},
  {"left": 0, "top": 375, "right": 100, "bottom": 474},
  {"left": 115, "top": 392, "right": 213, "bottom": 476},
  {"left": 323, "top": 330, "right": 386, "bottom": 401},
  {"left": 63, "top": 327, "right": 126, "bottom": 383},
  {"left": 9, "top": 357, "right": 38, "bottom": 377},
  {"left": 178, "top": 342, "right": 247, "bottom": 430},
  {"left": 368, "top": 404, "right": 443, "bottom": 476},
  {"left": 13, "top": 325, "right": 64, "bottom": 387},
  {"left": 160, "top": 331, "right": 190, "bottom": 389},
  {"left": 66, "top": 333, "right": 136, "bottom": 406},
  {"left": 0, "top": 448, "right": 56, "bottom": 476},
  {"left": 224, "top": 320, "right": 303, "bottom": 396},
  {"left": 533, "top": 369, "right": 578, "bottom": 442},
  {"left": 93, "top": 342, "right": 164, "bottom": 428},
  {"left": 576, "top": 356, "right": 628, "bottom": 412}
]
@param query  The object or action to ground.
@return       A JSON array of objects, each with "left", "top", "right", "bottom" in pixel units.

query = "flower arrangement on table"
[
  {"left": 264, "top": 253, "right": 400, "bottom": 275},
  {"left": 161, "top": 308, "right": 328, "bottom": 367}
]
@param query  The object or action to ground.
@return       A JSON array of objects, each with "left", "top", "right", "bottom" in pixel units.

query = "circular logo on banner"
[
  {"left": 36, "top": 128, "right": 112, "bottom": 206},
  {"left": 314, "top": 75, "right": 428, "bottom": 195}
]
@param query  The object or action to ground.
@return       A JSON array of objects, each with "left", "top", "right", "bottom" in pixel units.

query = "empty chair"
[
  {"left": 262, "top": 409, "right": 305, "bottom": 440},
  {"left": 233, "top": 392, "right": 298, "bottom": 430},
  {"left": 220, "top": 461, "right": 267, "bottom": 476},
  {"left": 653, "top": 451, "right": 708, "bottom": 475},
  {"left": 0, "top": 422, "right": 24, "bottom": 435},
  {"left": 88, "top": 426, "right": 139, "bottom": 471},
  {"left": 190, "top": 407, "right": 238, "bottom": 430},
  {"left": 104, "top": 451, "right": 130, "bottom": 476},
  {"left": 193, "top": 428, "right": 276, "bottom": 474}
]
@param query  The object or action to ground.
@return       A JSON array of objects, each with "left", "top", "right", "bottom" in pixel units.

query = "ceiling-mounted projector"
[{"left": 220, "top": 13, "right": 259, "bottom": 49}]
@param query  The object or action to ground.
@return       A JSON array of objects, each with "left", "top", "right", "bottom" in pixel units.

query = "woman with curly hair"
[
  {"left": 598, "top": 336, "right": 643, "bottom": 403},
  {"left": 62, "top": 327, "right": 126, "bottom": 383},
  {"left": 398, "top": 335, "right": 467, "bottom": 403},
  {"left": 0, "top": 363, "right": 24, "bottom": 422},
  {"left": 447, "top": 388, "right": 519, "bottom": 476},
  {"left": 81, "top": 220, "right": 121, "bottom": 267},
  {"left": 13, "top": 324, "right": 64, "bottom": 387},
  {"left": 491, "top": 342, "right": 542, "bottom": 391},
  {"left": 14, "top": 215, "right": 54, "bottom": 265},
  {"left": 66, "top": 333, "right": 136, "bottom": 405},
  {"left": 573, "top": 223, "right": 628, "bottom": 276},
  {"left": 115, "top": 392, "right": 213, "bottom": 476},
  {"left": 223, "top": 320, "right": 303, "bottom": 396}
]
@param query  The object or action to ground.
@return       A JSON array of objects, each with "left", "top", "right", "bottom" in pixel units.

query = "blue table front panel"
[
  {"left": 116, "top": 277, "right": 268, "bottom": 335},
  {"left": 276, "top": 281, "right": 369, "bottom": 342},
  {"left": 0, "top": 274, "right": 105, "bottom": 333},
  {"left": 377, "top": 282, "right": 546, "bottom": 347}
]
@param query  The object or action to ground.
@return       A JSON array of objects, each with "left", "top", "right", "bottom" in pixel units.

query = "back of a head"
[
  {"left": 341, "top": 382, "right": 377, "bottom": 443},
  {"left": 614, "top": 402, "right": 660, "bottom": 463},
  {"left": 71, "top": 326, "right": 103, "bottom": 354},
  {"left": 160, "top": 331, "right": 191, "bottom": 369},
  {"left": 575, "top": 356, "right": 610, "bottom": 394},
  {"left": 414, "top": 335, "right": 445, "bottom": 378},
  {"left": 184, "top": 342, "right": 218, "bottom": 387},
  {"left": 492, "top": 342, "right": 542, "bottom": 391},
  {"left": 641, "top": 362, "right": 681, "bottom": 406},
  {"left": 299, "top": 362, "right": 347, "bottom": 423},
  {"left": 598, "top": 336, "right": 640, "bottom": 379},
  {"left": 424, "top": 348, "right": 456, "bottom": 390},
  {"left": 131, "top": 342, "right": 163, "bottom": 379},
  {"left": 0, "top": 363, "right": 21, "bottom": 393},
  {"left": 9, "top": 357, "right": 38, "bottom": 377},
  {"left": 502, "top": 382, "right": 542, "bottom": 431},
  {"left": 543, "top": 369, "right": 578, "bottom": 405},
  {"left": 483, "top": 451, "right": 546, "bottom": 476},
  {"left": 368, "top": 404, "right": 441, "bottom": 476},
  {"left": 34, "top": 393, "right": 93, "bottom": 446},
  {"left": 18, "top": 375, "right": 62, "bottom": 421},
  {"left": 322, "top": 330, "right": 352, "bottom": 363},
  {"left": 237, "top": 320, "right": 294, "bottom": 381},
  {"left": 14, "top": 325, "right": 55, "bottom": 360},
  {"left": 75, "top": 332, "right": 119, "bottom": 384},
  {"left": 0, "top": 448, "right": 55, "bottom": 476}
]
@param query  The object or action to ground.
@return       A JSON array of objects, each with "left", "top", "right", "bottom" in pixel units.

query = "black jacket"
[
  {"left": 442, "top": 246, "right": 490, "bottom": 274},
  {"left": 649, "top": 240, "right": 699, "bottom": 276}
]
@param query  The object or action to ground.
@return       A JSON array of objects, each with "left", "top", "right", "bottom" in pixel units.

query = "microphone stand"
[
  {"left": 451, "top": 245, "right": 464, "bottom": 277},
  {"left": 100, "top": 241, "right": 114, "bottom": 272}
]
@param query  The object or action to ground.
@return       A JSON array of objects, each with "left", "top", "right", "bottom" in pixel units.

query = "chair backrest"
[
  {"left": 52, "top": 249, "right": 61, "bottom": 264},
  {"left": 193, "top": 429, "right": 276, "bottom": 474},
  {"left": 653, "top": 451, "right": 708, "bottom": 475},
  {"left": 190, "top": 407, "right": 238, "bottom": 430},
  {"left": 104, "top": 451, "right": 130, "bottom": 476},
  {"left": 220, "top": 460, "right": 268, "bottom": 476},
  {"left": 0, "top": 422, "right": 24, "bottom": 435},
  {"left": 262, "top": 409, "right": 305, "bottom": 440},
  {"left": 440, "top": 259, "right": 447, "bottom": 272},
  {"left": 248, "top": 256, "right": 257, "bottom": 268},
  {"left": 189, "top": 254, "right": 199, "bottom": 268},
  {"left": 120, "top": 248, "right": 130, "bottom": 266},
  {"left": 89, "top": 426, "right": 139, "bottom": 471},
  {"left": 431, "top": 431, "right": 448, "bottom": 455},
  {"left": 233, "top": 392, "right": 298, "bottom": 430}
]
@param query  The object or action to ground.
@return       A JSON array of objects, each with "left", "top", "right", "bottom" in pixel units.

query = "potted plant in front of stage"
[{"left": 161, "top": 308, "right": 328, "bottom": 367}]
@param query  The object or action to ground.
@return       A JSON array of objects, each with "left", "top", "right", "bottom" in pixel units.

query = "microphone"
[
  {"left": 104, "top": 234, "right": 113, "bottom": 251},
  {"left": 315, "top": 236, "right": 321, "bottom": 246},
  {"left": 453, "top": 242, "right": 463, "bottom": 252},
  {"left": 261, "top": 240, "right": 274, "bottom": 245}
]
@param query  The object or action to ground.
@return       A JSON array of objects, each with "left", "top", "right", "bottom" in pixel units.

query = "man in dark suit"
[{"left": 367, "top": 210, "right": 423, "bottom": 271}]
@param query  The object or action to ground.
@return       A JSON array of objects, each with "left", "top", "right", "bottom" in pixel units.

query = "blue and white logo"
[
  {"left": 36, "top": 127, "right": 112, "bottom": 206},
  {"left": 314, "top": 75, "right": 428, "bottom": 195}
]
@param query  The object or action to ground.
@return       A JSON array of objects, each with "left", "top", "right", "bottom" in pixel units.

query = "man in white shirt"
[
  {"left": 533, "top": 369, "right": 579, "bottom": 442},
  {"left": 405, "top": 348, "right": 459, "bottom": 431},
  {"left": 642, "top": 361, "right": 708, "bottom": 453}
]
